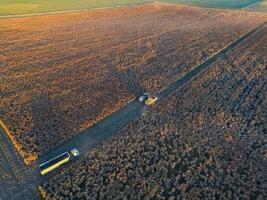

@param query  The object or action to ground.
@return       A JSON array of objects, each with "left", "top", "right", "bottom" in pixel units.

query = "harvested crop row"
[
  {"left": 40, "top": 24, "right": 267, "bottom": 200},
  {"left": 0, "top": 3, "right": 266, "bottom": 162}
]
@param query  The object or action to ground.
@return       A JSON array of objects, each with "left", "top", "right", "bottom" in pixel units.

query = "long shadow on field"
[{"left": 31, "top": 94, "right": 71, "bottom": 155}]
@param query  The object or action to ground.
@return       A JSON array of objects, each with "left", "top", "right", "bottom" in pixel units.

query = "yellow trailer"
[{"left": 39, "top": 152, "right": 70, "bottom": 175}]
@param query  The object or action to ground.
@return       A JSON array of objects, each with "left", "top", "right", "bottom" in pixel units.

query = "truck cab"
[
  {"left": 139, "top": 93, "right": 150, "bottom": 102},
  {"left": 71, "top": 148, "right": 80, "bottom": 157}
]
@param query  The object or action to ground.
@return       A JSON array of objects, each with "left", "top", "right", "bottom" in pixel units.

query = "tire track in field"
[
  {"left": 0, "top": 125, "right": 25, "bottom": 182},
  {"left": 0, "top": 133, "right": 18, "bottom": 183},
  {"left": 0, "top": 129, "right": 18, "bottom": 200},
  {"left": 0, "top": 125, "right": 31, "bottom": 199},
  {"left": 0, "top": 126, "right": 41, "bottom": 200}
]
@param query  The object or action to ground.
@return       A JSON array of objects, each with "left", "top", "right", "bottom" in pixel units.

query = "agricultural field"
[
  {"left": 246, "top": 0, "right": 267, "bottom": 12},
  {"left": 40, "top": 23, "right": 267, "bottom": 200},
  {"left": 0, "top": 0, "right": 264, "bottom": 16},
  {"left": 0, "top": 0, "right": 153, "bottom": 16},
  {"left": 160, "top": 0, "right": 262, "bottom": 9},
  {"left": 1, "top": 3, "right": 266, "bottom": 164}
]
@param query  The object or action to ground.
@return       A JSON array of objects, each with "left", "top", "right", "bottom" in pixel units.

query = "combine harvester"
[{"left": 139, "top": 93, "right": 158, "bottom": 106}]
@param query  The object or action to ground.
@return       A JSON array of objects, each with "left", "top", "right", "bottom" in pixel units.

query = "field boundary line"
[
  {"left": 0, "top": 1, "right": 153, "bottom": 19},
  {"left": 0, "top": 119, "right": 37, "bottom": 165}
]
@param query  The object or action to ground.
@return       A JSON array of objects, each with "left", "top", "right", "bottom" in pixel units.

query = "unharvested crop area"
[
  {"left": 40, "top": 24, "right": 267, "bottom": 200},
  {"left": 0, "top": 3, "right": 266, "bottom": 163}
]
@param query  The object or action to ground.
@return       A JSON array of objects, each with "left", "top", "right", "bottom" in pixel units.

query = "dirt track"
[
  {"left": 0, "top": 127, "right": 40, "bottom": 200},
  {"left": 1, "top": 3, "right": 266, "bottom": 163}
]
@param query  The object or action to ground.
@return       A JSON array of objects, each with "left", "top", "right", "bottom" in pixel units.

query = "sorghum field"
[
  {"left": 40, "top": 23, "right": 267, "bottom": 200},
  {"left": 1, "top": 3, "right": 266, "bottom": 163}
]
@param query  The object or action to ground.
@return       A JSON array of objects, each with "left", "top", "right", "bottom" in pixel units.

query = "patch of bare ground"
[
  {"left": 40, "top": 23, "right": 267, "bottom": 199},
  {"left": 0, "top": 3, "right": 266, "bottom": 162}
]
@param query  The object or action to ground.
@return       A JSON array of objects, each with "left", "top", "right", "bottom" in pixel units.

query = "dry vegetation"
[
  {"left": 0, "top": 3, "right": 266, "bottom": 162},
  {"left": 40, "top": 23, "right": 267, "bottom": 199}
]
